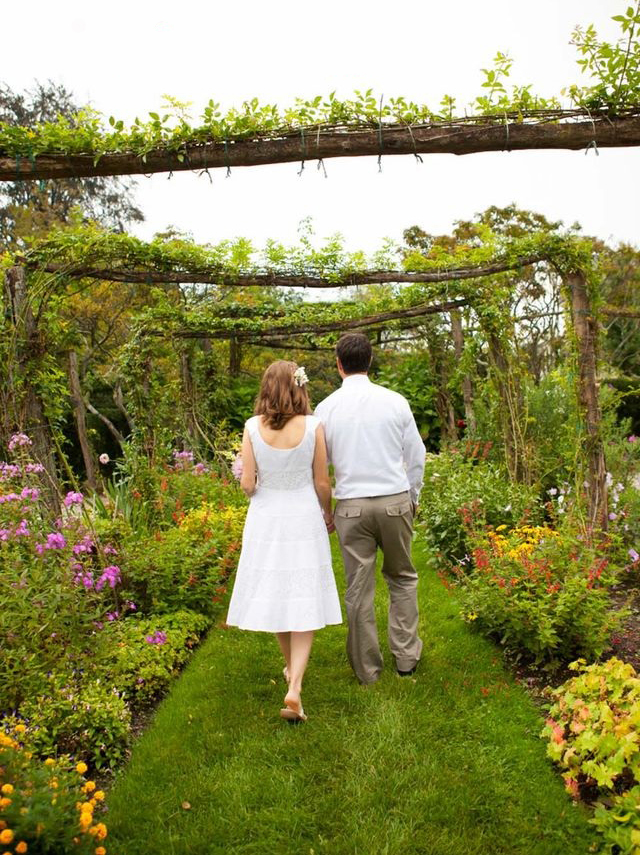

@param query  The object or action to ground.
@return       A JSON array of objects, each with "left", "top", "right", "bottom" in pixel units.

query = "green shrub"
[
  {"left": 542, "top": 658, "right": 640, "bottom": 854},
  {"left": 19, "top": 676, "right": 131, "bottom": 770},
  {"left": 417, "top": 450, "right": 542, "bottom": 561},
  {"left": 454, "top": 521, "right": 623, "bottom": 663},
  {"left": 0, "top": 727, "right": 108, "bottom": 854},
  {"left": 96, "top": 610, "right": 210, "bottom": 704},
  {"left": 123, "top": 502, "right": 244, "bottom": 615}
]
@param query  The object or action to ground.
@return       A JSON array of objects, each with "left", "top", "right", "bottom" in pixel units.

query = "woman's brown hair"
[{"left": 254, "top": 360, "right": 311, "bottom": 430}]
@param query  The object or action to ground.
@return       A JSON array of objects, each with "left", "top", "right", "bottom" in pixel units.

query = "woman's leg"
[
  {"left": 276, "top": 632, "right": 291, "bottom": 676},
  {"left": 285, "top": 630, "right": 315, "bottom": 707}
]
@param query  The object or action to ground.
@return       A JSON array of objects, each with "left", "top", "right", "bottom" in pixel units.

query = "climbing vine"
[{"left": 0, "top": 7, "right": 638, "bottom": 164}]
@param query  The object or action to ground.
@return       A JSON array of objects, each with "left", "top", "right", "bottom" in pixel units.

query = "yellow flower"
[
  {"left": 79, "top": 802, "right": 94, "bottom": 814},
  {"left": 83, "top": 781, "right": 96, "bottom": 793},
  {"left": 76, "top": 762, "right": 88, "bottom": 775},
  {"left": 44, "top": 759, "right": 55, "bottom": 767},
  {"left": 496, "top": 524, "right": 507, "bottom": 532},
  {"left": 0, "top": 798, "right": 11, "bottom": 809},
  {"left": 93, "top": 791, "right": 105, "bottom": 801},
  {"left": 467, "top": 612, "right": 478, "bottom": 621},
  {"left": 95, "top": 848, "right": 107, "bottom": 855},
  {"left": 13, "top": 725, "right": 25, "bottom": 735},
  {"left": 0, "top": 830, "right": 13, "bottom": 845},
  {"left": 15, "top": 842, "right": 27, "bottom": 854},
  {"left": 89, "top": 823, "right": 107, "bottom": 840}
]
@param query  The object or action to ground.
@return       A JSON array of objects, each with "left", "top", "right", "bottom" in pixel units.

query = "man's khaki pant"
[{"left": 333, "top": 491, "right": 423, "bottom": 684}]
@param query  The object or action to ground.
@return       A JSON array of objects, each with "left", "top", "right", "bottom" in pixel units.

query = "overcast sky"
[{"left": 5, "top": 0, "right": 638, "bottom": 253}]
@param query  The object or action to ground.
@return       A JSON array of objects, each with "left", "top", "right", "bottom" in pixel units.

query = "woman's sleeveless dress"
[{"left": 226, "top": 415, "right": 342, "bottom": 632}]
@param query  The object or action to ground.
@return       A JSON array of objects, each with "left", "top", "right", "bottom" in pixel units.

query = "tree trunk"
[
  {"left": 450, "top": 309, "right": 476, "bottom": 433},
  {"left": 566, "top": 270, "right": 608, "bottom": 531},
  {"left": 426, "top": 330, "right": 457, "bottom": 446},
  {"left": 68, "top": 350, "right": 98, "bottom": 491},
  {"left": 113, "top": 383, "right": 135, "bottom": 434},
  {"left": 3, "top": 114, "right": 640, "bottom": 181},
  {"left": 486, "top": 329, "right": 528, "bottom": 483},
  {"left": 229, "top": 336, "right": 242, "bottom": 377},
  {"left": 179, "top": 349, "right": 198, "bottom": 441},
  {"left": 4, "top": 266, "right": 60, "bottom": 511}
]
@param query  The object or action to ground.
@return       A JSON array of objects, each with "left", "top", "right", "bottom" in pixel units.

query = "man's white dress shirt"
[{"left": 314, "top": 374, "right": 426, "bottom": 503}]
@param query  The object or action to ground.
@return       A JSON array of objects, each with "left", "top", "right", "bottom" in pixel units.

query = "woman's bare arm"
[
  {"left": 239, "top": 427, "right": 257, "bottom": 497},
  {"left": 312, "top": 425, "right": 334, "bottom": 530}
]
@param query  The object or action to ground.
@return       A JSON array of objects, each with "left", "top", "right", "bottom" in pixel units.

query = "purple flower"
[
  {"left": 20, "top": 486, "right": 39, "bottom": 501},
  {"left": 193, "top": 462, "right": 209, "bottom": 475},
  {"left": 14, "top": 519, "right": 30, "bottom": 537},
  {"left": 0, "top": 493, "right": 20, "bottom": 504},
  {"left": 103, "top": 544, "right": 118, "bottom": 555},
  {"left": 106, "top": 611, "right": 119, "bottom": 622},
  {"left": 45, "top": 532, "right": 66, "bottom": 550},
  {"left": 145, "top": 630, "right": 167, "bottom": 645},
  {"left": 24, "top": 463, "right": 44, "bottom": 474},
  {"left": 629, "top": 548, "right": 640, "bottom": 563},
  {"left": 72, "top": 536, "right": 95, "bottom": 555},
  {"left": 0, "top": 528, "right": 10, "bottom": 542},
  {"left": 629, "top": 435, "right": 638, "bottom": 443},
  {"left": 127, "top": 601, "right": 137, "bottom": 611},
  {"left": 63, "top": 491, "right": 84, "bottom": 507},
  {"left": 609, "top": 512, "right": 618, "bottom": 521},
  {"left": 35, "top": 542, "right": 45, "bottom": 555},
  {"left": 95, "top": 564, "right": 121, "bottom": 591}
]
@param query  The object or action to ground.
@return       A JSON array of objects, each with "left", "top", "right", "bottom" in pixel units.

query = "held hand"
[{"left": 323, "top": 509, "right": 336, "bottom": 534}]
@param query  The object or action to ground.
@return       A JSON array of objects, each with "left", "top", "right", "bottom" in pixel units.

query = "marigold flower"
[
  {"left": 44, "top": 758, "right": 55, "bottom": 767},
  {"left": 0, "top": 798, "right": 11, "bottom": 809},
  {"left": 13, "top": 724, "right": 25, "bottom": 734},
  {"left": 0, "top": 785, "right": 12, "bottom": 796},
  {"left": 0, "top": 830, "right": 13, "bottom": 845},
  {"left": 15, "top": 842, "right": 27, "bottom": 853},
  {"left": 83, "top": 781, "right": 96, "bottom": 793},
  {"left": 93, "top": 791, "right": 105, "bottom": 801},
  {"left": 76, "top": 761, "right": 88, "bottom": 775},
  {"left": 95, "top": 848, "right": 107, "bottom": 855}
]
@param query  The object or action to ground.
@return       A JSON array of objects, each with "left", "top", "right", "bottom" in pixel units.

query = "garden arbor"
[{"left": 2, "top": 230, "right": 610, "bottom": 530}]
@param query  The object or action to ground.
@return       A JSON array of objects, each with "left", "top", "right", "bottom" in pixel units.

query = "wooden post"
[
  {"left": 4, "top": 265, "right": 60, "bottom": 511},
  {"left": 566, "top": 270, "right": 608, "bottom": 531},
  {"left": 450, "top": 309, "right": 476, "bottom": 433},
  {"left": 68, "top": 350, "right": 98, "bottom": 490}
]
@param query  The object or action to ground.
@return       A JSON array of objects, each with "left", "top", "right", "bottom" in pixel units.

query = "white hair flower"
[{"left": 293, "top": 366, "right": 309, "bottom": 387}]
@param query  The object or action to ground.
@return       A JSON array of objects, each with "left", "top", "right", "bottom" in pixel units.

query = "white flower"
[
  {"left": 99, "top": 453, "right": 110, "bottom": 465},
  {"left": 293, "top": 366, "right": 309, "bottom": 387}
]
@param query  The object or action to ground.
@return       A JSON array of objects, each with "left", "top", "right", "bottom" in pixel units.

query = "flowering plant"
[
  {"left": 0, "top": 725, "right": 109, "bottom": 853},
  {"left": 452, "top": 519, "right": 623, "bottom": 662}
]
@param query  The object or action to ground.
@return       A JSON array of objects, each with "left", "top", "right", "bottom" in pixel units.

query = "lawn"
[{"left": 105, "top": 539, "right": 597, "bottom": 855}]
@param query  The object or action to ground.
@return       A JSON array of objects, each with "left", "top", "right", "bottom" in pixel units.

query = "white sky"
[{"left": 5, "top": 0, "right": 639, "bottom": 253}]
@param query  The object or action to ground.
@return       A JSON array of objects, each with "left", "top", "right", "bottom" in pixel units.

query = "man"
[{"left": 314, "top": 333, "right": 426, "bottom": 684}]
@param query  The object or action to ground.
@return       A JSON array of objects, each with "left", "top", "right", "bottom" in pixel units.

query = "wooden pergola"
[{"left": 3, "top": 241, "right": 609, "bottom": 529}]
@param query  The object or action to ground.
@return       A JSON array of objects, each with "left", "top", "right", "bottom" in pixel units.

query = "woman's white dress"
[{"left": 226, "top": 415, "right": 342, "bottom": 632}]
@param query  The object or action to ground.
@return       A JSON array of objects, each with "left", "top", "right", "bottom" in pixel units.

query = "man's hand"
[{"left": 323, "top": 509, "right": 336, "bottom": 534}]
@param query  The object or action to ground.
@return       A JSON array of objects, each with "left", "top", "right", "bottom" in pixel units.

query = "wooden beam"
[
  {"left": 145, "top": 297, "right": 469, "bottom": 341},
  {"left": 30, "top": 254, "right": 546, "bottom": 287},
  {"left": 2, "top": 114, "right": 640, "bottom": 181}
]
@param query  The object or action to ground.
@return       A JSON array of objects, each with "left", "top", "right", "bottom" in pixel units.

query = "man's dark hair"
[{"left": 336, "top": 333, "right": 373, "bottom": 374}]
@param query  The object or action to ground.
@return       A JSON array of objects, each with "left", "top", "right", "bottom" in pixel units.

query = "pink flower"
[
  {"left": 63, "top": 491, "right": 84, "bottom": 507},
  {"left": 629, "top": 548, "right": 639, "bottom": 563},
  {"left": 628, "top": 435, "right": 638, "bottom": 443},
  {"left": 95, "top": 564, "right": 121, "bottom": 591},
  {"left": 99, "top": 453, "right": 110, "bottom": 465},
  {"left": 231, "top": 454, "right": 243, "bottom": 481},
  {"left": 145, "top": 630, "right": 167, "bottom": 645},
  {"left": 45, "top": 532, "right": 66, "bottom": 549},
  {"left": 8, "top": 432, "right": 32, "bottom": 451}
]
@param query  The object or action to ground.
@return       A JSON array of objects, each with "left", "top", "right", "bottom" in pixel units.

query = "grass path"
[{"left": 106, "top": 540, "right": 597, "bottom": 854}]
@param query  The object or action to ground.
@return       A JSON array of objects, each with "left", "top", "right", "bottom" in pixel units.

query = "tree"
[{"left": 0, "top": 81, "right": 143, "bottom": 250}]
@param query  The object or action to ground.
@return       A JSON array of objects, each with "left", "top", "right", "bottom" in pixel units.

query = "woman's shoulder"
[{"left": 245, "top": 415, "right": 260, "bottom": 433}]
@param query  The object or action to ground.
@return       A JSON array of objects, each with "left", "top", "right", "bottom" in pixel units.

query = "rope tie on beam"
[
  {"left": 315, "top": 126, "right": 327, "bottom": 177},
  {"left": 406, "top": 124, "right": 423, "bottom": 164},
  {"left": 377, "top": 95, "right": 384, "bottom": 172},
  {"left": 298, "top": 127, "right": 307, "bottom": 176},
  {"left": 584, "top": 107, "right": 599, "bottom": 156},
  {"left": 224, "top": 138, "right": 231, "bottom": 177}
]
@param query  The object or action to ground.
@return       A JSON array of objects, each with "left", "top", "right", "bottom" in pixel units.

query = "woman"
[{"left": 226, "top": 361, "right": 342, "bottom": 722}]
